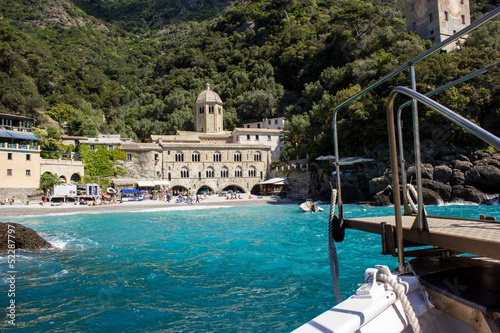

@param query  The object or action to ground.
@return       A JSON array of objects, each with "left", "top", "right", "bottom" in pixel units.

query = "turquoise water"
[{"left": 1, "top": 203, "right": 499, "bottom": 332}]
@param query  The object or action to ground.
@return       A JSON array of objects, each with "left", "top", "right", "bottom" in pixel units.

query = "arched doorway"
[
  {"left": 59, "top": 175, "right": 67, "bottom": 183},
  {"left": 250, "top": 184, "right": 261, "bottom": 195},
  {"left": 222, "top": 185, "right": 245, "bottom": 193},
  {"left": 70, "top": 173, "right": 81, "bottom": 183},
  {"left": 196, "top": 185, "right": 213, "bottom": 195},
  {"left": 172, "top": 185, "right": 188, "bottom": 195}
]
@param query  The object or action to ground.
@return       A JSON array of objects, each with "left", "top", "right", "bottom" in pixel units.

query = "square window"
[
  {"left": 7, "top": 169, "right": 12, "bottom": 176},
  {"left": 108, "top": 145, "right": 113, "bottom": 150},
  {"left": 256, "top": 135, "right": 259, "bottom": 140},
  {"left": 247, "top": 135, "right": 250, "bottom": 140},
  {"left": 26, "top": 154, "right": 31, "bottom": 161},
  {"left": 26, "top": 170, "right": 31, "bottom": 176},
  {"left": 8, "top": 153, "right": 13, "bottom": 160},
  {"left": 127, "top": 154, "right": 132, "bottom": 161},
  {"left": 90, "top": 145, "right": 95, "bottom": 150}
]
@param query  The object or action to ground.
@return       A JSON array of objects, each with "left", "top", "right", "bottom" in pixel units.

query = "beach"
[{"left": 0, "top": 195, "right": 291, "bottom": 218}]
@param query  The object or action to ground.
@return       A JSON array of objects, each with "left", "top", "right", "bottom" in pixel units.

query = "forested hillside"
[{"left": 0, "top": 0, "right": 499, "bottom": 160}]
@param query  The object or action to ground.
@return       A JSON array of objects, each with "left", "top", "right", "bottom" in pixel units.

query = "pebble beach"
[{"left": 0, "top": 195, "right": 290, "bottom": 218}]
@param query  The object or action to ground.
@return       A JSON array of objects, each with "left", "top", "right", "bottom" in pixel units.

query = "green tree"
[
  {"left": 79, "top": 145, "right": 127, "bottom": 177},
  {"left": 40, "top": 172, "right": 62, "bottom": 191}
]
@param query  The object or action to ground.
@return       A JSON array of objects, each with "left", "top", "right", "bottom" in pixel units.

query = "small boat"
[{"left": 299, "top": 199, "right": 324, "bottom": 212}]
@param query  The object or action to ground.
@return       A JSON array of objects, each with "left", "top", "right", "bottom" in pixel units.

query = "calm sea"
[{"left": 1, "top": 203, "right": 499, "bottom": 332}]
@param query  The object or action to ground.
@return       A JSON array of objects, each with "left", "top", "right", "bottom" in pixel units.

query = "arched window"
[
  {"left": 192, "top": 152, "right": 200, "bottom": 162},
  {"left": 221, "top": 167, "right": 229, "bottom": 178},
  {"left": 234, "top": 152, "right": 242, "bottom": 162},
  {"left": 206, "top": 167, "right": 214, "bottom": 178},
  {"left": 175, "top": 153, "right": 184, "bottom": 162},
  {"left": 248, "top": 167, "right": 256, "bottom": 177},
  {"left": 254, "top": 151, "right": 262, "bottom": 161},
  {"left": 181, "top": 167, "right": 189, "bottom": 178},
  {"left": 213, "top": 152, "right": 222, "bottom": 162},
  {"left": 235, "top": 167, "right": 242, "bottom": 178}
]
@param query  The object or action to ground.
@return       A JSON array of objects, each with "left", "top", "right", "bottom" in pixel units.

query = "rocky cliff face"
[{"left": 354, "top": 147, "right": 500, "bottom": 206}]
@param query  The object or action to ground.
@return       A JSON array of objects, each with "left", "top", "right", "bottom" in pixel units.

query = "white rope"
[
  {"left": 328, "top": 187, "right": 343, "bottom": 303},
  {"left": 376, "top": 267, "right": 422, "bottom": 333},
  {"left": 406, "top": 183, "right": 428, "bottom": 216},
  {"left": 406, "top": 183, "right": 418, "bottom": 214}
]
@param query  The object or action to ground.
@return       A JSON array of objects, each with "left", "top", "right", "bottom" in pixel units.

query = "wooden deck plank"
[{"left": 343, "top": 215, "right": 500, "bottom": 260}]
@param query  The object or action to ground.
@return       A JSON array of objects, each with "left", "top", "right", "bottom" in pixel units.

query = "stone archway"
[
  {"left": 196, "top": 185, "right": 214, "bottom": 195},
  {"left": 172, "top": 185, "right": 188, "bottom": 195},
  {"left": 222, "top": 185, "right": 245, "bottom": 193},
  {"left": 70, "top": 173, "right": 81, "bottom": 183},
  {"left": 59, "top": 175, "right": 67, "bottom": 184}
]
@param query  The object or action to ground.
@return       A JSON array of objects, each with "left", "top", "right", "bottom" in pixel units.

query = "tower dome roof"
[{"left": 195, "top": 83, "right": 223, "bottom": 104}]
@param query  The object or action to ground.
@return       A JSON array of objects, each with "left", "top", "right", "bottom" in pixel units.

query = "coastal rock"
[
  {"left": 368, "top": 174, "right": 391, "bottom": 196},
  {"left": 451, "top": 159, "right": 473, "bottom": 171},
  {"left": 465, "top": 164, "right": 500, "bottom": 193},
  {"left": 470, "top": 150, "right": 492, "bottom": 161},
  {"left": 433, "top": 164, "right": 452, "bottom": 184},
  {"left": 371, "top": 186, "right": 393, "bottom": 206},
  {"left": 407, "top": 163, "right": 434, "bottom": 181},
  {"left": 451, "top": 169, "right": 465, "bottom": 185},
  {"left": 451, "top": 185, "right": 491, "bottom": 204},
  {"left": 422, "top": 187, "right": 443, "bottom": 205},
  {"left": 422, "top": 179, "right": 452, "bottom": 202},
  {"left": 0, "top": 222, "right": 52, "bottom": 254}
]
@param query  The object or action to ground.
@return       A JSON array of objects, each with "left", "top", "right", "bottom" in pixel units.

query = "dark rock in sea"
[
  {"left": 470, "top": 149, "right": 492, "bottom": 161},
  {"left": 451, "top": 169, "right": 466, "bottom": 185},
  {"left": 371, "top": 186, "right": 393, "bottom": 206},
  {"left": 465, "top": 164, "right": 500, "bottom": 193},
  {"left": 422, "top": 179, "right": 452, "bottom": 202},
  {"left": 0, "top": 222, "right": 52, "bottom": 254},
  {"left": 369, "top": 174, "right": 391, "bottom": 197},
  {"left": 422, "top": 188, "right": 443, "bottom": 205},
  {"left": 433, "top": 164, "right": 453, "bottom": 184},
  {"left": 407, "top": 164, "right": 434, "bottom": 181},
  {"left": 451, "top": 185, "right": 491, "bottom": 204},
  {"left": 451, "top": 159, "right": 473, "bottom": 171},
  {"left": 454, "top": 154, "right": 471, "bottom": 162}
]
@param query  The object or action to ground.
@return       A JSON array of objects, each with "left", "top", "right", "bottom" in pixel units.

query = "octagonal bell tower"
[{"left": 194, "top": 83, "right": 224, "bottom": 133}]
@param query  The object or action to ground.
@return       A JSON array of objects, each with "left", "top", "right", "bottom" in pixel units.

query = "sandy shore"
[{"left": 0, "top": 195, "right": 293, "bottom": 218}]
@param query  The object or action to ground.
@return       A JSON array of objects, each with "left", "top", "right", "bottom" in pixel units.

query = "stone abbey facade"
[{"left": 120, "top": 84, "right": 281, "bottom": 194}]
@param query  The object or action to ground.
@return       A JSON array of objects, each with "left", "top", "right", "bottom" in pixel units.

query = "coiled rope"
[
  {"left": 376, "top": 266, "right": 422, "bottom": 333},
  {"left": 328, "top": 185, "right": 343, "bottom": 304}
]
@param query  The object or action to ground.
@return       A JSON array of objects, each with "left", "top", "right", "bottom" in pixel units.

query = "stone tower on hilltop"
[
  {"left": 405, "top": 0, "right": 471, "bottom": 52},
  {"left": 193, "top": 83, "right": 224, "bottom": 133}
]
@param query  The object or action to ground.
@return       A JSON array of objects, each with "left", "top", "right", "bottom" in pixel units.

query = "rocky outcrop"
[
  {"left": 334, "top": 147, "right": 500, "bottom": 206},
  {"left": 0, "top": 223, "right": 52, "bottom": 254}
]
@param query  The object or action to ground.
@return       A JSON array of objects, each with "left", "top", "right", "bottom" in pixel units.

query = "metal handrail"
[
  {"left": 331, "top": 6, "right": 500, "bottom": 221},
  {"left": 387, "top": 86, "right": 500, "bottom": 270},
  {"left": 397, "top": 61, "right": 500, "bottom": 215}
]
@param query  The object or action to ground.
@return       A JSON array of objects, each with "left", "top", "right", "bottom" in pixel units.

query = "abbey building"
[{"left": 119, "top": 84, "right": 285, "bottom": 194}]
